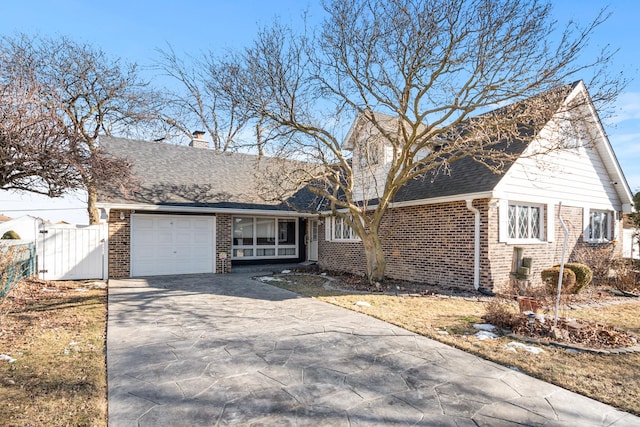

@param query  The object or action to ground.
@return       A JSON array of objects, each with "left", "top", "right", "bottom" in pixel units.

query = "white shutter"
[
  {"left": 498, "top": 199, "right": 508, "bottom": 243},
  {"left": 325, "top": 217, "right": 332, "bottom": 242},
  {"left": 546, "top": 203, "right": 555, "bottom": 242}
]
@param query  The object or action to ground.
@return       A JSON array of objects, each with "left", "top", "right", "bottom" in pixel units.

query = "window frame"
[
  {"left": 585, "top": 209, "right": 613, "bottom": 243},
  {"left": 504, "top": 201, "right": 546, "bottom": 244},
  {"left": 232, "top": 216, "right": 298, "bottom": 259},
  {"left": 328, "top": 215, "right": 361, "bottom": 242}
]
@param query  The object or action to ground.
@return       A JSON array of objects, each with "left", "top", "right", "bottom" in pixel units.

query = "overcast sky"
[{"left": 1, "top": 1, "right": 638, "bottom": 223}]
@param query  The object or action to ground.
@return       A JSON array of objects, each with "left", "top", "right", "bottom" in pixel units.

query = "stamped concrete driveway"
[{"left": 107, "top": 272, "right": 640, "bottom": 426}]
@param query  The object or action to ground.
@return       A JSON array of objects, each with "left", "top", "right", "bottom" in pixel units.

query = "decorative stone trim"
[{"left": 506, "top": 333, "right": 640, "bottom": 355}]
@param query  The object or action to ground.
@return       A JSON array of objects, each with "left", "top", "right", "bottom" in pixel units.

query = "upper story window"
[
  {"left": 357, "top": 143, "right": 382, "bottom": 168},
  {"left": 508, "top": 203, "right": 542, "bottom": 240}
]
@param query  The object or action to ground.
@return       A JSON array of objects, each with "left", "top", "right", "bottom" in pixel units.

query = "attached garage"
[{"left": 130, "top": 214, "right": 216, "bottom": 276}]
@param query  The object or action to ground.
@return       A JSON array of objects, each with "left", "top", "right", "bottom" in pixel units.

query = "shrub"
[
  {"left": 611, "top": 259, "right": 638, "bottom": 293},
  {"left": 572, "top": 245, "right": 615, "bottom": 285},
  {"left": 554, "top": 263, "right": 592, "bottom": 293},
  {"left": 1, "top": 230, "right": 20, "bottom": 239},
  {"left": 541, "top": 266, "right": 576, "bottom": 294},
  {"left": 484, "top": 300, "right": 523, "bottom": 330}
]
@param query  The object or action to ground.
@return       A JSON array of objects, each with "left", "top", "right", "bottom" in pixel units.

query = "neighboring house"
[
  {"left": 0, "top": 190, "right": 89, "bottom": 224},
  {"left": 99, "top": 81, "right": 633, "bottom": 292},
  {"left": 0, "top": 215, "right": 42, "bottom": 242},
  {"left": 622, "top": 215, "right": 639, "bottom": 260}
]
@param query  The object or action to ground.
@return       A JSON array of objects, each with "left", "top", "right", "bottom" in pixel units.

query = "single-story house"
[
  {"left": 97, "top": 134, "right": 320, "bottom": 278},
  {"left": 98, "top": 81, "right": 634, "bottom": 292}
]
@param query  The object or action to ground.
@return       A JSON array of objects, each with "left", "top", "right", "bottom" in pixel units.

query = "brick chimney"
[{"left": 189, "top": 131, "right": 209, "bottom": 149}]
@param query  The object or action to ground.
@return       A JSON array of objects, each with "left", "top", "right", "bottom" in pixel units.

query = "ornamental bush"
[
  {"left": 1, "top": 230, "right": 20, "bottom": 239},
  {"left": 541, "top": 266, "right": 576, "bottom": 294},
  {"left": 554, "top": 263, "right": 593, "bottom": 293}
]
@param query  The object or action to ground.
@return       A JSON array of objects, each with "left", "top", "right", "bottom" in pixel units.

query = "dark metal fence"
[{"left": 0, "top": 242, "right": 36, "bottom": 298}]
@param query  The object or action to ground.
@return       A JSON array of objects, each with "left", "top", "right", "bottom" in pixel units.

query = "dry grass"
[
  {"left": 0, "top": 279, "right": 107, "bottom": 427},
  {"left": 267, "top": 273, "right": 640, "bottom": 416}
]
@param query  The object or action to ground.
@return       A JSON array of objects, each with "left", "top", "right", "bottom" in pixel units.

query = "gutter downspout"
[{"left": 465, "top": 199, "right": 480, "bottom": 290}]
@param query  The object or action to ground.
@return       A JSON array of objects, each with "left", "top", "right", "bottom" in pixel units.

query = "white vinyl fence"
[
  {"left": 622, "top": 228, "right": 639, "bottom": 260},
  {"left": 37, "top": 223, "right": 107, "bottom": 280}
]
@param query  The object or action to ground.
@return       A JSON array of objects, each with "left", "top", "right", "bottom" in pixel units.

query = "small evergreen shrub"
[
  {"left": 1, "top": 230, "right": 20, "bottom": 240},
  {"left": 541, "top": 266, "right": 576, "bottom": 294},
  {"left": 554, "top": 263, "right": 593, "bottom": 293}
]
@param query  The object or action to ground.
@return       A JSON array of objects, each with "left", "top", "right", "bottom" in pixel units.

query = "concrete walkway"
[{"left": 107, "top": 272, "right": 640, "bottom": 426}]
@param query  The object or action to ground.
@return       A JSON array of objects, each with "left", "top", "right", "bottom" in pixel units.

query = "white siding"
[{"left": 495, "top": 124, "right": 621, "bottom": 211}]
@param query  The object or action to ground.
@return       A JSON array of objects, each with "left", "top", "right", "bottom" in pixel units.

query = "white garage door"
[{"left": 131, "top": 214, "right": 216, "bottom": 276}]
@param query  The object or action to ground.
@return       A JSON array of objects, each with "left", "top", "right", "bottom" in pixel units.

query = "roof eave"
[
  {"left": 319, "top": 191, "right": 496, "bottom": 214},
  {"left": 96, "top": 202, "right": 318, "bottom": 217}
]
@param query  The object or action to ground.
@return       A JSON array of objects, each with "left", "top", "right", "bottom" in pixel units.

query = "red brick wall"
[
  {"left": 319, "top": 200, "right": 481, "bottom": 287},
  {"left": 319, "top": 201, "right": 624, "bottom": 292},
  {"left": 216, "top": 214, "right": 232, "bottom": 273},
  {"left": 485, "top": 204, "right": 579, "bottom": 292},
  {"left": 108, "top": 209, "right": 130, "bottom": 278},
  {"left": 486, "top": 204, "right": 623, "bottom": 292}
]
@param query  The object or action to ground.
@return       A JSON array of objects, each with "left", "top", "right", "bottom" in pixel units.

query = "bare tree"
[
  {"left": 0, "top": 34, "right": 161, "bottom": 223},
  {"left": 0, "top": 70, "right": 82, "bottom": 196},
  {"left": 225, "top": 0, "right": 623, "bottom": 283},
  {"left": 156, "top": 47, "right": 266, "bottom": 153}
]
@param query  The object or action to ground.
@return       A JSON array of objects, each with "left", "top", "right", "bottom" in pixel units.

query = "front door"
[{"left": 308, "top": 219, "right": 319, "bottom": 261}]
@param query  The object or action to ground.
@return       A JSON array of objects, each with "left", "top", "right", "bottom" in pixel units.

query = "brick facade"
[
  {"left": 319, "top": 200, "right": 480, "bottom": 287},
  {"left": 318, "top": 200, "right": 624, "bottom": 292},
  {"left": 106, "top": 211, "right": 235, "bottom": 278},
  {"left": 215, "top": 214, "right": 232, "bottom": 273},
  {"left": 108, "top": 209, "right": 131, "bottom": 278}
]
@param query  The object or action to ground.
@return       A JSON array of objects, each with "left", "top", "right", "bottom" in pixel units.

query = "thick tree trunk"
[
  {"left": 362, "top": 233, "right": 386, "bottom": 284},
  {"left": 87, "top": 185, "right": 99, "bottom": 225}
]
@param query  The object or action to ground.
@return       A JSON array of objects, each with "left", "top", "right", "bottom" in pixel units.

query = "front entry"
[{"left": 308, "top": 219, "right": 318, "bottom": 262}]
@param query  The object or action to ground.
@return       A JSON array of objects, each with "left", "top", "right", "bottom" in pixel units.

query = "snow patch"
[
  {"left": 259, "top": 276, "right": 284, "bottom": 282},
  {"left": 354, "top": 301, "right": 371, "bottom": 307},
  {"left": 1, "top": 354, "right": 16, "bottom": 363},
  {"left": 505, "top": 342, "right": 545, "bottom": 355},
  {"left": 475, "top": 330, "right": 499, "bottom": 340}
]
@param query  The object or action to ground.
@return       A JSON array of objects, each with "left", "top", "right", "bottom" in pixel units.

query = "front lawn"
[
  {"left": 0, "top": 279, "right": 107, "bottom": 427},
  {"left": 263, "top": 273, "right": 640, "bottom": 416}
]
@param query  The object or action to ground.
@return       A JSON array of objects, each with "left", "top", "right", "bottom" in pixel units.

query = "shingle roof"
[
  {"left": 99, "top": 83, "right": 581, "bottom": 212},
  {"left": 385, "top": 83, "right": 579, "bottom": 204},
  {"left": 97, "top": 137, "right": 319, "bottom": 211}
]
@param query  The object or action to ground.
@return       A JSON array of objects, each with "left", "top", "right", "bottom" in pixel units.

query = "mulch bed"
[{"left": 510, "top": 315, "right": 639, "bottom": 350}]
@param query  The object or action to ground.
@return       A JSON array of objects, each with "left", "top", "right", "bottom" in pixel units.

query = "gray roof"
[
  {"left": 372, "top": 83, "right": 579, "bottom": 204},
  {"left": 98, "top": 137, "right": 319, "bottom": 212},
  {"left": 99, "top": 83, "right": 581, "bottom": 212}
]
